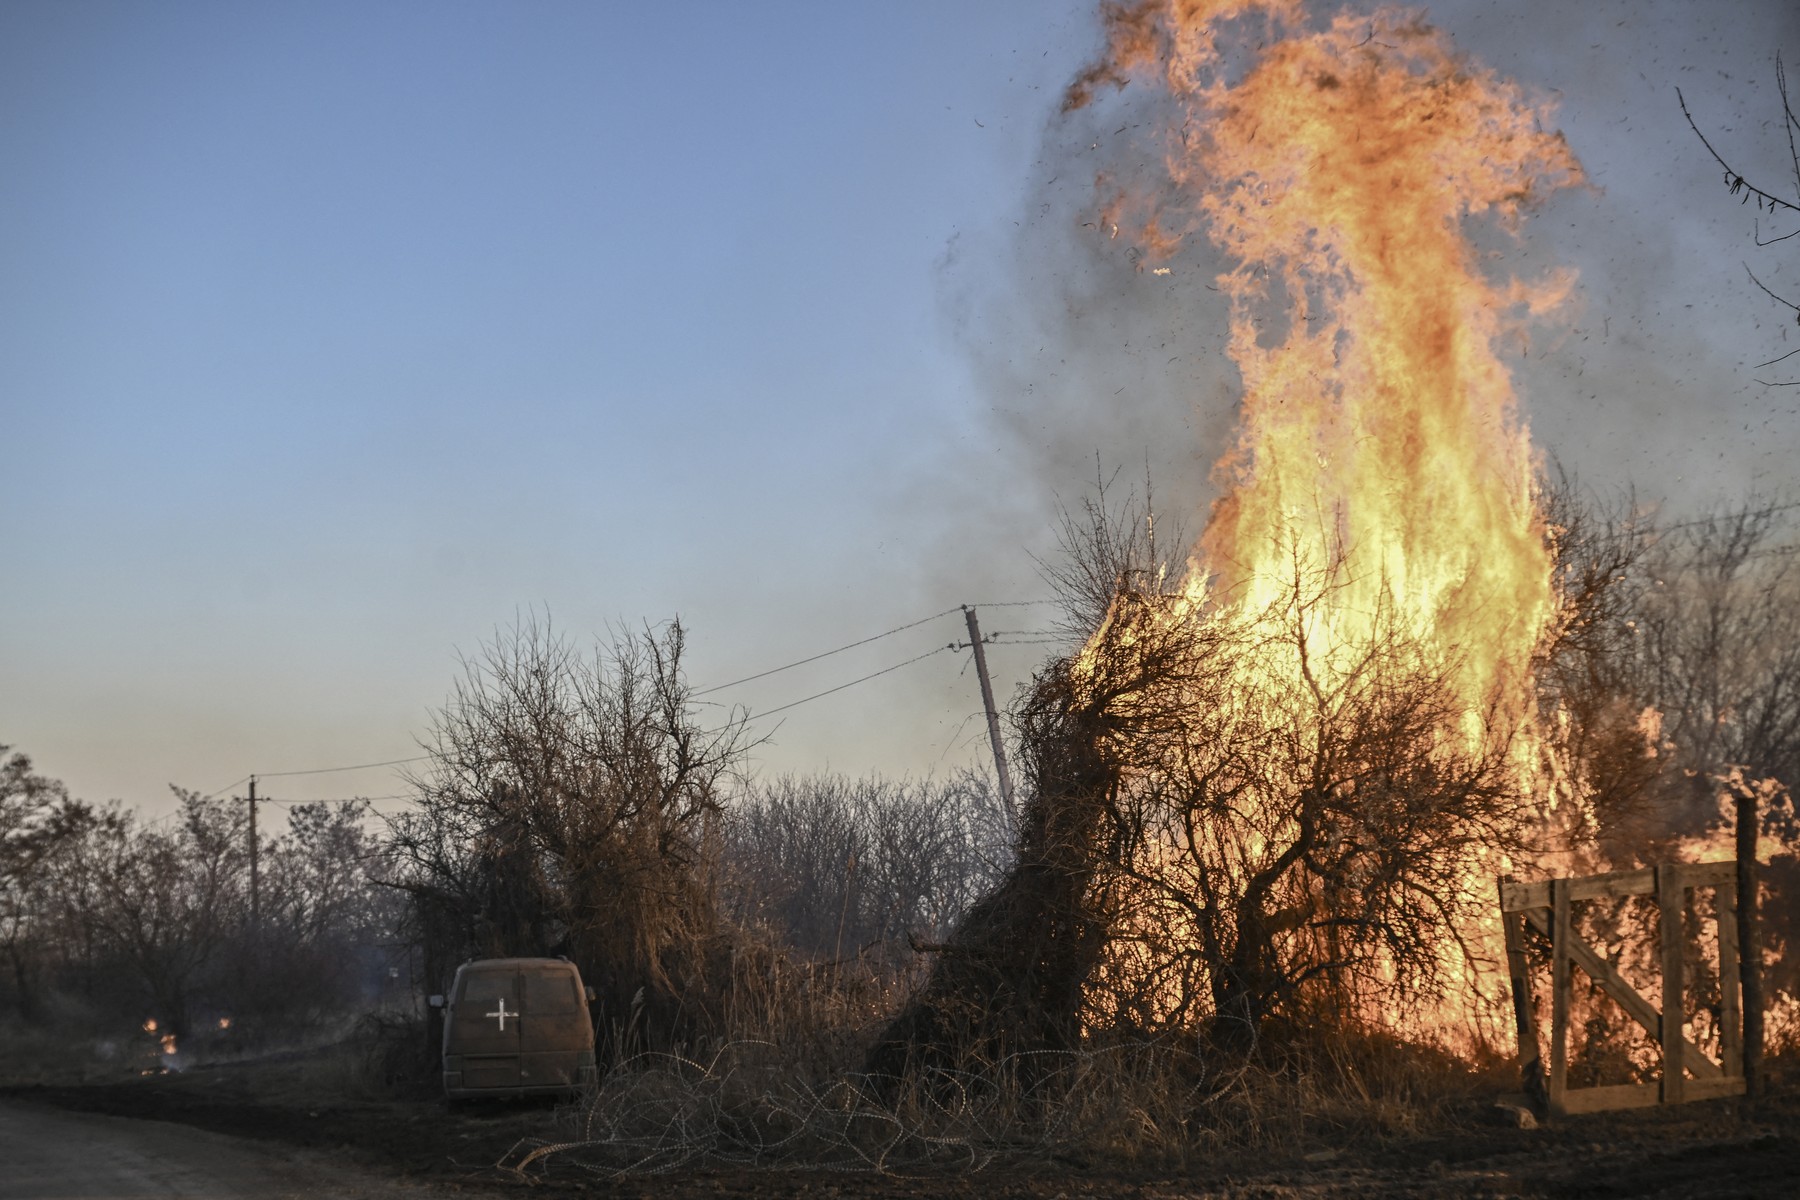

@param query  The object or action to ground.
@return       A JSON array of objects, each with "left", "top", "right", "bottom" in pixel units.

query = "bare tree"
[
  {"left": 1634, "top": 504, "right": 1800, "bottom": 801},
  {"left": 63, "top": 792, "right": 249, "bottom": 1039},
  {"left": 229, "top": 799, "right": 399, "bottom": 1024},
  {"left": 1679, "top": 55, "right": 1800, "bottom": 384},
  {"left": 1536, "top": 489, "right": 1800, "bottom": 848},
  {"left": 1085, "top": 562, "right": 1543, "bottom": 1045},
  {"left": 722, "top": 770, "right": 1011, "bottom": 966},
  {"left": 0, "top": 747, "right": 89, "bottom": 1022},
  {"left": 386, "top": 616, "right": 752, "bottom": 1051}
]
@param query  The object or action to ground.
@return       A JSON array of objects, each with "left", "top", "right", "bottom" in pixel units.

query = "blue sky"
[{"left": 4, "top": 1, "right": 1799, "bottom": 815}]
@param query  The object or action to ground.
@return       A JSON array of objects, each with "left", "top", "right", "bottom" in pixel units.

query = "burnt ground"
[{"left": 4, "top": 1052, "right": 1799, "bottom": 1199}]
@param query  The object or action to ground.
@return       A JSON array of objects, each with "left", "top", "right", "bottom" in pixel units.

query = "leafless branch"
[
  {"left": 1679, "top": 87, "right": 1800, "bottom": 215},
  {"left": 1745, "top": 264, "right": 1800, "bottom": 316}
]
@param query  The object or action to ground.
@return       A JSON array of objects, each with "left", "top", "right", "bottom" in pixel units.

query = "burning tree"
[
  {"left": 879, "top": 0, "right": 1600, "bottom": 1069},
  {"left": 1083, "top": 574, "right": 1536, "bottom": 1043}
]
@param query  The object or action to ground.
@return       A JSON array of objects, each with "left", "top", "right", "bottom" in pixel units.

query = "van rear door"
[
  {"left": 450, "top": 967, "right": 523, "bottom": 1089},
  {"left": 519, "top": 964, "right": 590, "bottom": 1087}
]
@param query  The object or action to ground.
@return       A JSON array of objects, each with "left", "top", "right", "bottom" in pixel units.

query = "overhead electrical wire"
[
  {"left": 750, "top": 644, "right": 954, "bottom": 719},
  {"left": 189, "top": 599, "right": 1058, "bottom": 793},
  {"left": 202, "top": 774, "right": 253, "bottom": 800},
  {"left": 259, "top": 793, "right": 413, "bottom": 805},
  {"left": 705, "top": 644, "right": 957, "bottom": 735},
  {"left": 252, "top": 755, "right": 432, "bottom": 780},
  {"left": 692, "top": 606, "right": 961, "bottom": 696}
]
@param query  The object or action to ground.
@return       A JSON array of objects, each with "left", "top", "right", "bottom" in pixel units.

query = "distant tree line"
[{"left": 0, "top": 758, "right": 393, "bottom": 1044}]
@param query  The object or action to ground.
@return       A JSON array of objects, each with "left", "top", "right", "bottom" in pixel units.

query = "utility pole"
[
  {"left": 962, "top": 606, "right": 1018, "bottom": 829},
  {"left": 247, "top": 776, "right": 260, "bottom": 937}
]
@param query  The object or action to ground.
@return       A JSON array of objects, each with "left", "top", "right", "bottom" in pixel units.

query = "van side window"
[
  {"left": 460, "top": 972, "right": 515, "bottom": 1004},
  {"left": 524, "top": 969, "right": 580, "bottom": 1014}
]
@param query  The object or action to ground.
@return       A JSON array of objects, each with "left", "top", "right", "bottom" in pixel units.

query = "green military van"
[{"left": 431, "top": 957, "right": 597, "bottom": 1100}]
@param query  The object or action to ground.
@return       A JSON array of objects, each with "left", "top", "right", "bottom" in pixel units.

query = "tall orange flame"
[
  {"left": 1094, "top": 1, "right": 1580, "bottom": 727},
  {"left": 1069, "top": 1, "right": 1585, "bottom": 1035}
]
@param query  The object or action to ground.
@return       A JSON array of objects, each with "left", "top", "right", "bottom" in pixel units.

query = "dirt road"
[
  {"left": 8, "top": 1064, "right": 1800, "bottom": 1198},
  {"left": 0, "top": 1099, "right": 454, "bottom": 1200}
]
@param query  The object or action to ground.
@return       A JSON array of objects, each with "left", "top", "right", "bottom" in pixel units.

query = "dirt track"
[
  {"left": 5, "top": 1060, "right": 1800, "bottom": 1199},
  {"left": 0, "top": 1099, "right": 453, "bottom": 1200}
]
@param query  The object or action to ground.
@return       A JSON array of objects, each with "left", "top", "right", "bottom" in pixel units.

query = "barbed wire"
[{"left": 498, "top": 1040, "right": 1249, "bottom": 1181}]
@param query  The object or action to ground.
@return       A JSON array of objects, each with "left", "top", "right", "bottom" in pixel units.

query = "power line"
[
  {"left": 202, "top": 774, "right": 252, "bottom": 800},
  {"left": 693, "top": 606, "right": 961, "bottom": 697},
  {"left": 198, "top": 761, "right": 423, "bottom": 804},
  {"left": 1636, "top": 499, "right": 1800, "bottom": 538},
  {"left": 187, "top": 601, "right": 1057, "bottom": 790},
  {"left": 713, "top": 644, "right": 956, "bottom": 733},
  {"left": 749, "top": 644, "right": 954, "bottom": 720},
  {"left": 259, "top": 793, "right": 413, "bottom": 805},
  {"left": 253, "top": 754, "right": 431, "bottom": 780}
]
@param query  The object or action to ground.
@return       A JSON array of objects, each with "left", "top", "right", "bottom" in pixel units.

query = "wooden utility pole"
[
  {"left": 247, "top": 776, "right": 260, "bottom": 935},
  {"left": 962, "top": 606, "right": 1017, "bottom": 828},
  {"left": 1736, "top": 783, "right": 1764, "bottom": 1098}
]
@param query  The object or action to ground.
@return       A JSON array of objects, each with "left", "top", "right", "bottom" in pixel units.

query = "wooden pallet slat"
[
  {"left": 1559, "top": 1082, "right": 1659, "bottom": 1115},
  {"left": 1719, "top": 880, "right": 1743, "bottom": 1079},
  {"left": 1656, "top": 863, "right": 1686, "bottom": 1105},
  {"left": 1498, "top": 879, "right": 1544, "bottom": 1105},
  {"left": 1500, "top": 860, "right": 1737, "bottom": 913}
]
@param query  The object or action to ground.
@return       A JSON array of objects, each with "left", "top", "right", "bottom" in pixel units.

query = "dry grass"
[{"left": 497, "top": 1026, "right": 1492, "bottom": 1181}]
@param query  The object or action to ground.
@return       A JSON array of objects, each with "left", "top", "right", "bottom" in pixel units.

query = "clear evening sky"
[{"left": 4, "top": 1, "right": 1798, "bottom": 816}]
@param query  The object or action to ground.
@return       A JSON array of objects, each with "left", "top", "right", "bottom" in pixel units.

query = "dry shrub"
[
  {"left": 721, "top": 771, "right": 1010, "bottom": 969},
  {"left": 386, "top": 616, "right": 752, "bottom": 1054},
  {"left": 702, "top": 938, "right": 913, "bottom": 1078},
  {"left": 345, "top": 1011, "right": 439, "bottom": 1098},
  {"left": 501, "top": 1028, "right": 1488, "bottom": 1180}
]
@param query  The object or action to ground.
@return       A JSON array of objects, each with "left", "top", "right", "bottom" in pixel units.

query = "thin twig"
[
  {"left": 1745, "top": 264, "right": 1800, "bottom": 316},
  {"left": 1678, "top": 88, "right": 1800, "bottom": 215}
]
